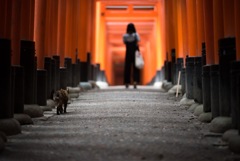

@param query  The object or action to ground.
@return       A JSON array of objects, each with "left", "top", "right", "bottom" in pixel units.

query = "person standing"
[{"left": 123, "top": 23, "right": 141, "bottom": 89}]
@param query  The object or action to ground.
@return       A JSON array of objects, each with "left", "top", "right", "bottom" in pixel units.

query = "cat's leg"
[{"left": 64, "top": 103, "right": 67, "bottom": 113}]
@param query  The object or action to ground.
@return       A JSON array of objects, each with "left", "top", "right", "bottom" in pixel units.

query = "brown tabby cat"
[{"left": 53, "top": 89, "right": 69, "bottom": 115}]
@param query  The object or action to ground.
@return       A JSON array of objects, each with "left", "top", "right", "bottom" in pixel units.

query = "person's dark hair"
[{"left": 126, "top": 23, "right": 136, "bottom": 34}]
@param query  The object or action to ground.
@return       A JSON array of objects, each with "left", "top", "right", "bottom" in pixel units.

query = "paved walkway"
[{"left": 1, "top": 86, "right": 239, "bottom": 161}]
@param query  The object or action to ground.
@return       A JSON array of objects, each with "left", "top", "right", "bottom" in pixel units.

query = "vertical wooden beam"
[
  {"left": 43, "top": 0, "right": 51, "bottom": 57},
  {"left": 57, "top": 0, "right": 67, "bottom": 67},
  {"left": 223, "top": 0, "right": 235, "bottom": 37},
  {"left": 186, "top": 0, "right": 197, "bottom": 56},
  {"left": 34, "top": 0, "right": 47, "bottom": 69},
  {"left": 20, "top": 0, "right": 35, "bottom": 40},
  {"left": 44, "top": 0, "right": 59, "bottom": 58},
  {"left": 11, "top": 0, "right": 21, "bottom": 65},
  {"left": 235, "top": 0, "right": 240, "bottom": 60},
  {"left": 213, "top": 0, "right": 224, "bottom": 64},
  {"left": 65, "top": 0, "right": 73, "bottom": 58},
  {"left": 196, "top": 0, "right": 205, "bottom": 56},
  {"left": 181, "top": 0, "right": 188, "bottom": 62},
  {"left": 165, "top": 0, "right": 175, "bottom": 60},
  {"left": 86, "top": 0, "right": 94, "bottom": 56},
  {"left": 70, "top": 0, "right": 78, "bottom": 62},
  {"left": 176, "top": 0, "right": 188, "bottom": 58},
  {"left": 49, "top": 0, "right": 59, "bottom": 55},
  {"left": 78, "top": 0, "right": 92, "bottom": 62},
  {"left": 156, "top": 0, "right": 165, "bottom": 69},
  {"left": 203, "top": 0, "right": 214, "bottom": 64},
  {"left": 161, "top": 0, "right": 166, "bottom": 68},
  {"left": 0, "top": 0, "right": 12, "bottom": 39}
]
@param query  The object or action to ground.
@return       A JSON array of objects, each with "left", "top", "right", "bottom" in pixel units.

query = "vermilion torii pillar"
[
  {"left": 57, "top": 0, "right": 67, "bottom": 67},
  {"left": 34, "top": 0, "right": 47, "bottom": 69},
  {"left": 203, "top": 0, "right": 214, "bottom": 64},
  {"left": 213, "top": 0, "right": 224, "bottom": 64},
  {"left": 186, "top": 0, "right": 197, "bottom": 57}
]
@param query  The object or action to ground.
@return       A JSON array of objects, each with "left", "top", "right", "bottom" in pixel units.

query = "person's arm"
[
  {"left": 135, "top": 33, "right": 140, "bottom": 50},
  {"left": 123, "top": 34, "right": 127, "bottom": 44},
  {"left": 136, "top": 33, "right": 140, "bottom": 42}
]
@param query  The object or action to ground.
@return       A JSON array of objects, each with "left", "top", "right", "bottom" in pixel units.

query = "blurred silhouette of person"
[{"left": 123, "top": 23, "right": 140, "bottom": 89}]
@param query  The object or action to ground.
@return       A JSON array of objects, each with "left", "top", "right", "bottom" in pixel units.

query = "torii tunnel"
[
  {"left": 1, "top": 0, "right": 240, "bottom": 155},
  {"left": 0, "top": 0, "right": 240, "bottom": 85}
]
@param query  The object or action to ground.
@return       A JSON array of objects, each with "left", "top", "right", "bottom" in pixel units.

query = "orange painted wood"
[
  {"left": 57, "top": 0, "right": 67, "bottom": 67},
  {"left": 172, "top": 0, "right": 178, "bottom": 57},
  {"left": 165, "top": 0, "right": 175, "bottom": 60},
  {"left": 176, "top": 0, "right": 191, "bottom": 59},
  {"left": 49, "top": 0, "right": 59, "bottom": 56},
  {"left": 78, "top": 0, "right": 94, "bottom": 62},
  {"left": 20, "top": 0, "right": 35, "bottom": 40},
  {"left": 196, "top": 0, "right": 205, "bottom": 56},
  {"left": 11, "top": 0, "right": 21, "bottom": 65},
  {"left": 223, "top": 0, "right": 235, "bottom": 37},
  {"left": 71, "top": 0, "right": 79, "bottom": 63},
  {"left": 86, "top": 0, "right": 94, "bottom": 58},
  {"left": 34, "top": 0, "right": 47, "bottom": 69},
  {"left": 156, "top": 0, "right": 165, "bottom": 69},
  {"left": 176, "top": 0, "right": 184, "bottom": 58},
  {"left": 235, "top": 0, "right": 240, "bottom": 60},
  {"left": 203, "top": 0, "right": 214, "bottom": 64},
  {"left": 213, "top": 0, "right": 224, "bottom": 64},
  {"left": 64, "top": 0, "right": 78, "bottom": 62},
  {"left": 97, "top": 0, "right": 165, "bottom": 84},
  {"left": 0, "top": 0, "right": 12, "bottom": 39},
  {"left": 65, "top": 0, "right": 74, "bottom": 58},
  {"left": 186, "top": 0, "right": 197, "bottom": 57},
  {"left": 181, "top": 0, "right": 188, "bottom": 62}
]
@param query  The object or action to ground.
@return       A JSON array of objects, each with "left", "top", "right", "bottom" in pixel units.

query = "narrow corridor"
[{"left": 0, "top": 86, "right": 238, "bottom": 161}]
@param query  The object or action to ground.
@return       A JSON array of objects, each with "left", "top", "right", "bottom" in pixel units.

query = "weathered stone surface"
[
  {"left": 67, "top": 87, "right": 82, "bottom": 93},
  {"left": 88, "top": 80, "right": 100, "bottom": 89},
  {"left": 198, "top": 112, "right": 212, "bottom": 123},
  {"left": 40, "top": 106, "right": 52, "bottom": 112},
  {"left": 79, "top": 82, "right": 92, "bottom": 90},
  {"left": 14, "top": 114, "right": 33, "bottom": 125},
  {"left": 222, "top": 129, "right": 239, "bottom": 142},
  {"left": 210, "top": 117, "right": 232, "bottom": 133},
  {"left": 194, "top": 104, "right": 204, "bottom": 116},
  {"left": 0, "top": 118, "right": 21, "bottom": 136},
  {"left": 229, "top": 135, "right": 240, "bottom": 154},
  {"left": 168, "top": 85, "right": 182, "bottom": 95},
  {"left": 188, "top": 103, "right": 200, "bottom": 112},
  {"left": 179, "top": 94, "right": 195, "bottom": 107},
  {"left": 161, "top": 80, "right": 173, "bottom": 91},
  {"left": 46, "top": 99, "right": 55, "bottom": 108},
  {"left": 68, "top": 93, "right": 79, "bottom": 99},
  {"left": 0, "top": 86, "right": 239, "bottom": 161},
  {"left": 24, "top": 104, "right": 44, "bottom": 118}
]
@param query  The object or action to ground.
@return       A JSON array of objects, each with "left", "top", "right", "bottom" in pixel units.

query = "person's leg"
[
  {"left": 124, "top": 60, "right": 131, "bottom": 88},
  {"left": 133, "top": 65, "right": 140, "bottom": 89}
]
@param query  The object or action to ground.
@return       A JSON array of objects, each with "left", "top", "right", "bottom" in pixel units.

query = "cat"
[{"left": 53, "top": 89, "right": 69, "bottom": 115}]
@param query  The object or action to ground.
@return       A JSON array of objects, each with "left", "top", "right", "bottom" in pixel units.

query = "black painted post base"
[{"left": 202, "top": 65, "right": 211, "bottom": 113}]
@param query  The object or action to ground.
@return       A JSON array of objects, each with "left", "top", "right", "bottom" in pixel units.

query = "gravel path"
[{"left": 0, "top": 86, "right": 239, "bottom": 161}]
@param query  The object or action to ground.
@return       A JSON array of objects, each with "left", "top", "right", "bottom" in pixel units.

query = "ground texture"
[{"left": 1, "top": 86, "right": 240, "bottom": 161}]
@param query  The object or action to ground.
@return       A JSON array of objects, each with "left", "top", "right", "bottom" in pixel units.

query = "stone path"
[{"left": 0, "top": 86, "right": 240, "bottom": 161}]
